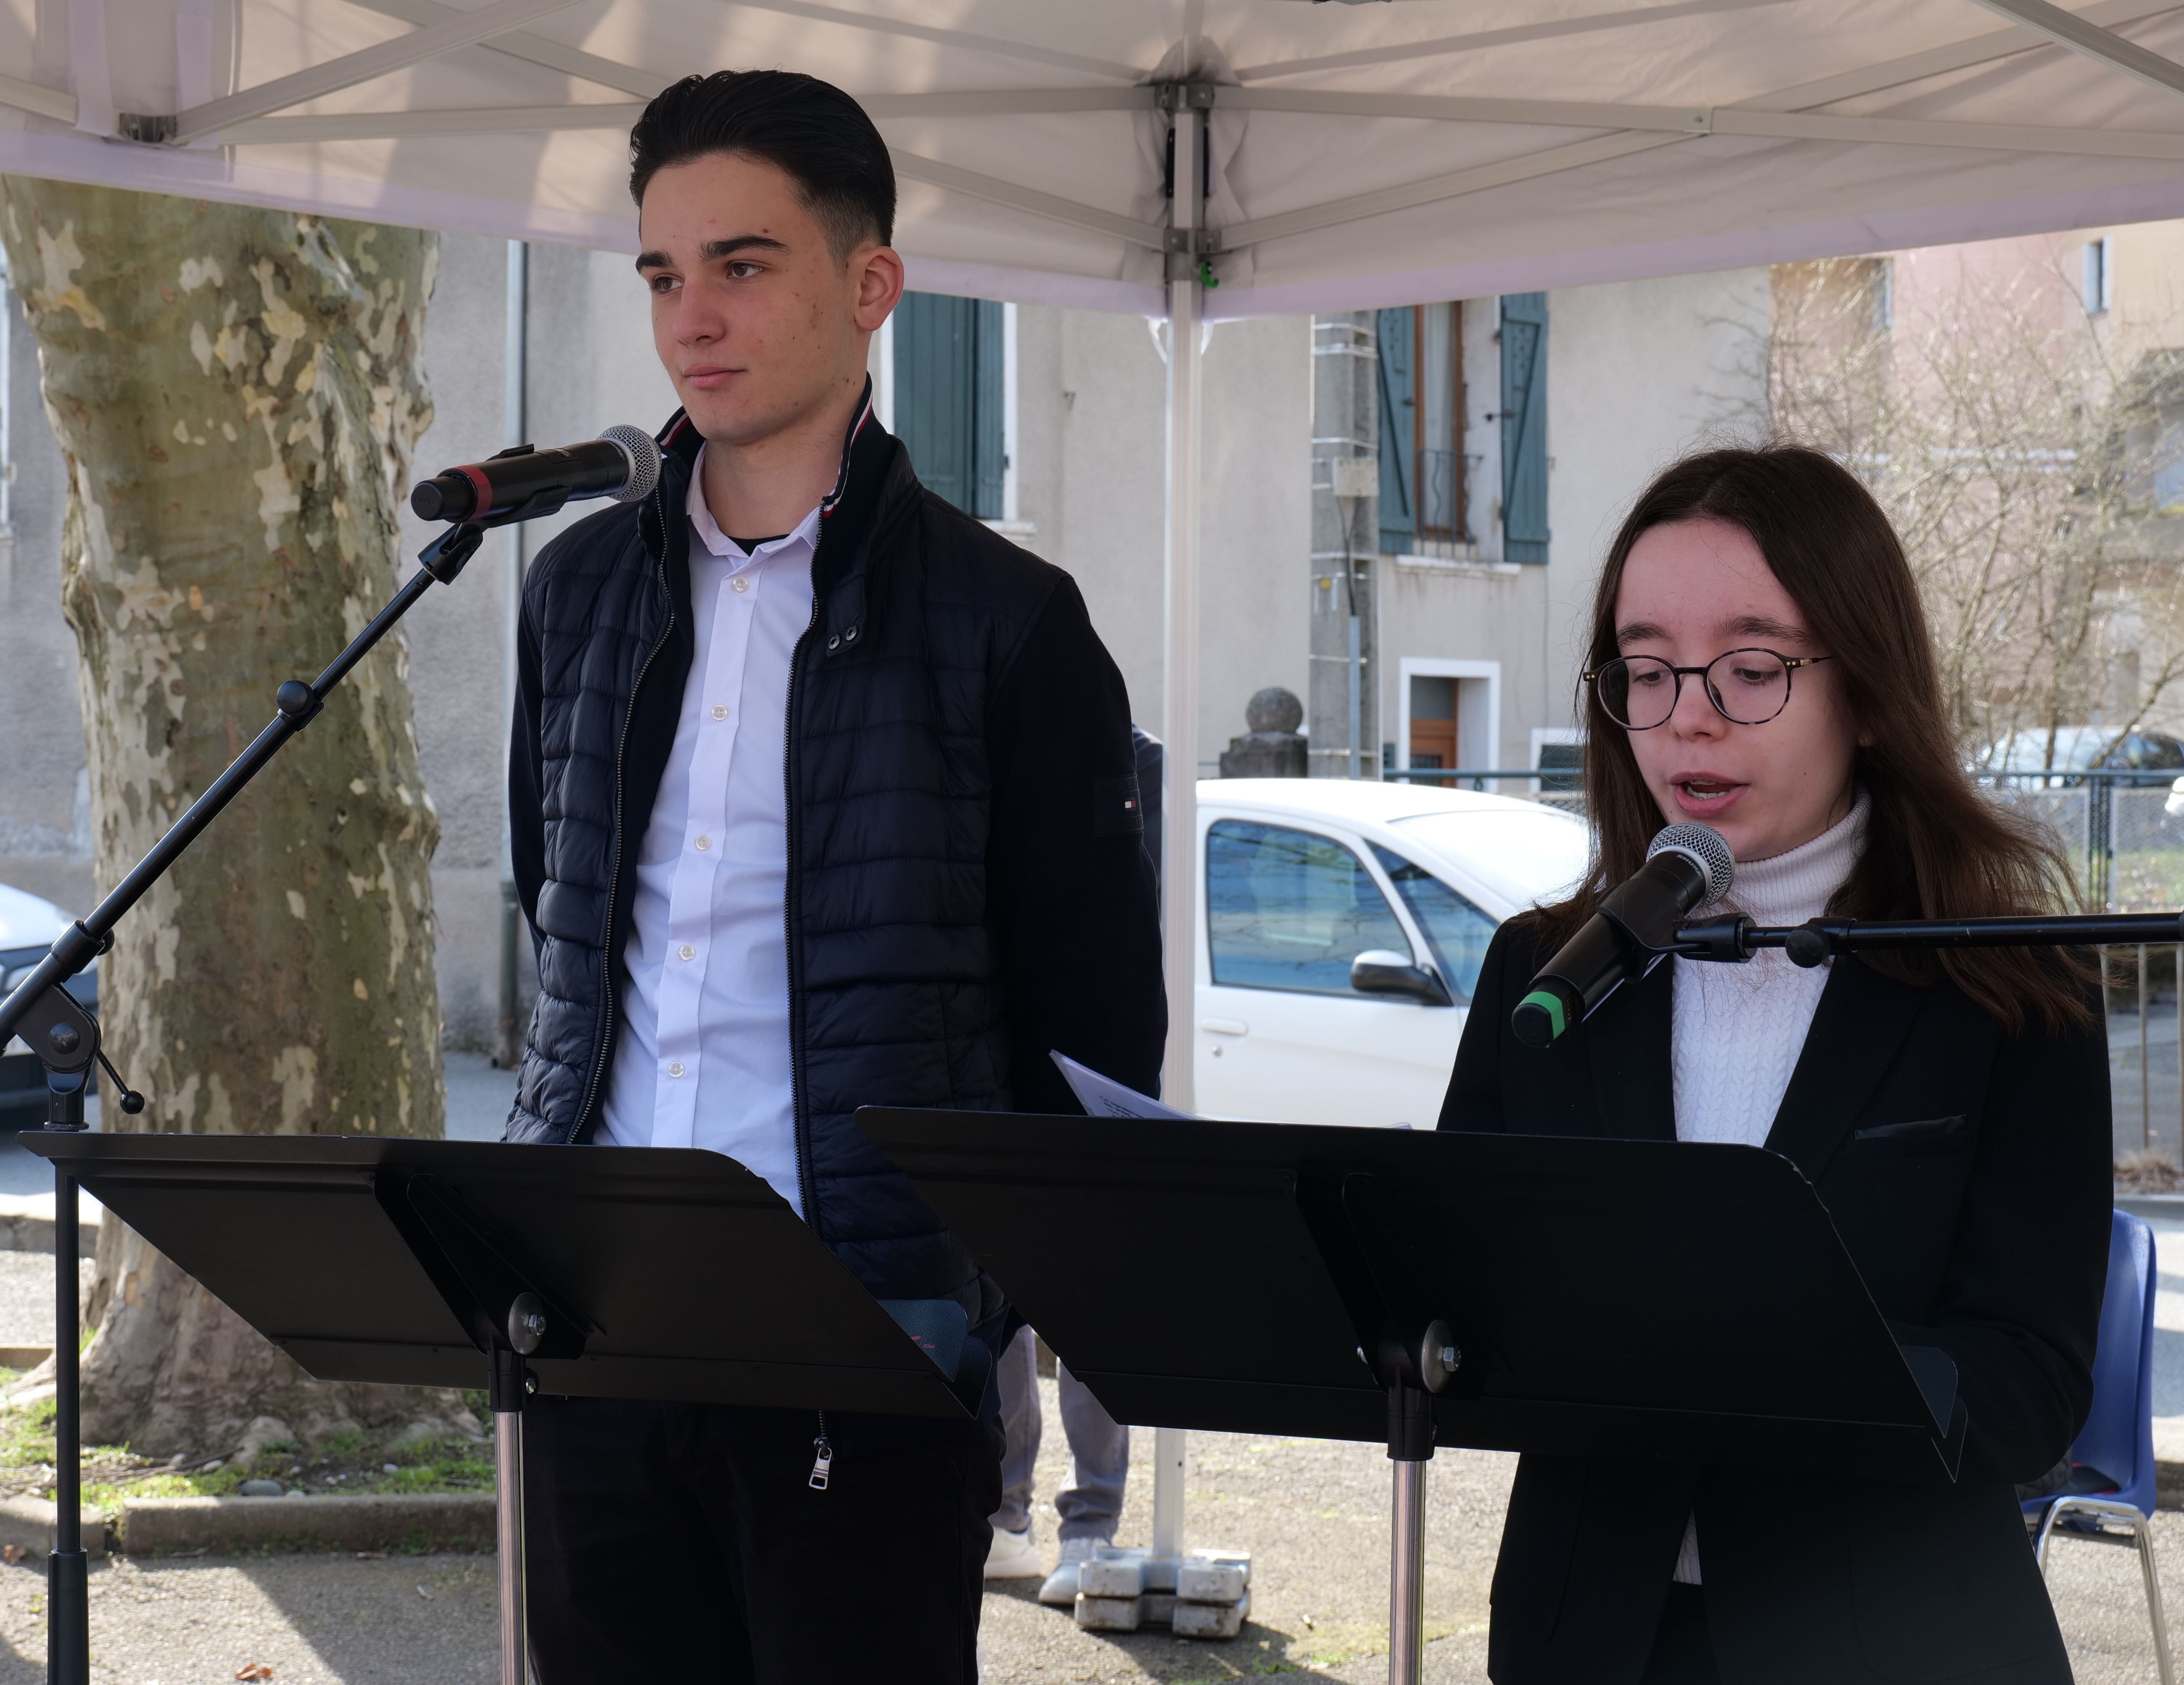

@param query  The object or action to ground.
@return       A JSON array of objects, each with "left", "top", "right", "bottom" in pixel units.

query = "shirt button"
[
  {"left": 666, "top": 1060, "right": 685, "bottom": 1078},
  {"left": 711, "top": 704, "right": 728, "bottom": 721},
  {"left": 694, "top": 834, "right": 711, "bottom": 851},
  {"left": 732, "top": 576, "right": 750, "bottom": 594},
  {"left": 678, "top": 944, "right": 695, "bottom": 961}
]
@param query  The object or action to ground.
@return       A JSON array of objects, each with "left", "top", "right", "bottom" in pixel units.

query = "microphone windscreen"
[
  {"left": 1647, "top": 822, "right": 1734, "bottom": 904},
  {"left": 599, "top": 425, "right": 662, "bottom": 504}
]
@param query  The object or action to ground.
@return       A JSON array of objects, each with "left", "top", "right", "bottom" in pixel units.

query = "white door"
[{"left": 1194, "top": 816, "right": 1464, "bottom": 1128}]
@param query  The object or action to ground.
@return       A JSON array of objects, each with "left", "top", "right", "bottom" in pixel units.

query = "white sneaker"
[
  {"left": 1038, "top": 1536, "right": 1106, "bottom": 1607},
  {"left": 985, "top": 1526, "right": 1044, "bottom": 1579}
]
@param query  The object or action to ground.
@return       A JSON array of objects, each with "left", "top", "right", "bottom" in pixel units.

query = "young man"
[{"left": 503, "top": 70, "right": 1165, "bottom": 1682}]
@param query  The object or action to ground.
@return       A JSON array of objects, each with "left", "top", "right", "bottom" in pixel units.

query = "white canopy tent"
[{"left": 8, "top": 0, "right": 2184, "bottom": 1573}]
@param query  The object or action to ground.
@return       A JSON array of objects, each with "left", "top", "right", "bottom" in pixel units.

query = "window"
[
  {"left": 1371, "top": 846, "right": 1496, "bottom": 1003},
  {"left": 1207, "top": 820, "right": 1410, "bottom": 995},
  {"left": 1376, "top": 302, "right": 1466, "bottom": 555},
  {"left": 2085, "top": 237, "right": 2113, "bottom": 317},
  {"left": 892, "top": 291, "right": 1005, "bottom": 518},
  {"left": 1500, "top": 292, "right": 1549, "bottom": 564}
]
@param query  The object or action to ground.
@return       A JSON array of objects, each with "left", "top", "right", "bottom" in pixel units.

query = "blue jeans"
[{"left": 992, "top": 1325, "right": 1128, "bottom": 1541}]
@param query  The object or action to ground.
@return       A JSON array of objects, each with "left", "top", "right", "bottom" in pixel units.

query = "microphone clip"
[{"left": 1667, "top": 915, "right": 1757, "bottom": 963}]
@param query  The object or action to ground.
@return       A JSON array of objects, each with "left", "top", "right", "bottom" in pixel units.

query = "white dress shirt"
[
  {"left": 1667, "top": 792, "right": 1868, "bottom": 1584},
  {"left": 596, "top": 447, "right": 817, "bottom": 1216}
]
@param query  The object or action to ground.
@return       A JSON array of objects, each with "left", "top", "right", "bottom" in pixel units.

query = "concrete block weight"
[
  {"left": 1177, "top": 1559, "right": 1249, "bottom": 1602},
  {"left": 1077, "top": 1556, "right": 1146, "bottom": 1598},
  {"left": 1073, "top": 1546, "right": 1253, "bottom": 1637},
  {"left": 1074, "top": 1594, "right": 1145, "bottom": 1632},
  {"left": 1173, "top": 1591, "right": 1251, "bottom": 1639}
]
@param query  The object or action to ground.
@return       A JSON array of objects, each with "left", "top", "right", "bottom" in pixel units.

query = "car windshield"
[
  {"left": 1370, "top": 846, "right": 1496, "bottom": 1002},
  {"left": 1389, "top": 807, "right": 1590, "bottom": 909}
]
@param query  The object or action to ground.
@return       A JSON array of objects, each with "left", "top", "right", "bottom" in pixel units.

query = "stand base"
[{"left": 47, "top": 1547, "right": 87, "bottom": 1685}]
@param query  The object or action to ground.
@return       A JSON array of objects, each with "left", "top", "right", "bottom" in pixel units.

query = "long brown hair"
[{"left": 1536, "top": 443, "right": 2091, "bottom": 1032}]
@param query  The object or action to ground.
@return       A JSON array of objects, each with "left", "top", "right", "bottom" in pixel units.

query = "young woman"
[{"left": 1440, "top": 445, "right": 2112, "bottom": 1685}]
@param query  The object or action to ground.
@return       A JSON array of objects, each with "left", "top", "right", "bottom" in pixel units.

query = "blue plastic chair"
[{"left": 2022, "top": 1209, "right": 2173, "bottom": 1684}]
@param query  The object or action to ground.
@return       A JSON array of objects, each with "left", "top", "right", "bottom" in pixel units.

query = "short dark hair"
[{"left": 628, "top": 71, "right": 896, "bottom": 260}]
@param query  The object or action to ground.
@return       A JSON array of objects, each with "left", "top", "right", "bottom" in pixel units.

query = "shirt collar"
[{"left": 686, "top": 444, "right": 823, "bottom": 564}]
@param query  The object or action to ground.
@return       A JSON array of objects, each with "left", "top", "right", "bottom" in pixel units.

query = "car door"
[{"left": 1195, "top": 814, "right": 1461, "bottom": 1127}]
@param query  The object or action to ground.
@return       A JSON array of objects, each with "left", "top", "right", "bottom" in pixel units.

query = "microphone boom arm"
[
  {"left": 0, "top": 516, "right": 504, "bottom": 1051},
  {"left": 1671, "top": 910, "right": 2184, "bottom": 969}
]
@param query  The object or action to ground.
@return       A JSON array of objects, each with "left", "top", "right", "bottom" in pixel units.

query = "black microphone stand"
[
  {"left": 0, "top": 514, "right": 509, "bottom": 1685},
  {"left": 1672, "top": 909, "right": 2184, "bottom": 967}
]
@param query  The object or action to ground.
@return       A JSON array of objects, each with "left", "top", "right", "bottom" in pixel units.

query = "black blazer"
[{"left": 1440, "top": 921, "right": 2112, "bottom": 1685}]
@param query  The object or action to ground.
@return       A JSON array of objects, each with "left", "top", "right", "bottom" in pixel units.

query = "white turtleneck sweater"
[{"left": 1668, "top": 791, "right": 1868, "bottom": 1585}]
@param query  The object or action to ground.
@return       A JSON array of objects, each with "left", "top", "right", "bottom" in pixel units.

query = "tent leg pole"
[
  {"left": 1159, "top": 102, "right": 1204, "bottom": 1121},
  {"left": 1153, "top": 1426, "right": 1187, "bottom": 1559},
  {"left": 1155, "top": 88, "right": 1207, "bottom": 1571}
]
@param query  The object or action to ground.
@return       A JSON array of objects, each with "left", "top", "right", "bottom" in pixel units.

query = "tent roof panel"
[{"left": 8, "top": 0, "right": 2184, "bottom": 315}]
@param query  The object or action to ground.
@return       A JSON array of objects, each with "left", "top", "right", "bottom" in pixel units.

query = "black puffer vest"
[{"left": 506, "top": 398, "right": 1069, "bottom": 1309}]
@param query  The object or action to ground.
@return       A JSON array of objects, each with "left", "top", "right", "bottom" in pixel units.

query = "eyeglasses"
[{"left": 1583, "top": 648, "right": 1834, "bottom": 730}]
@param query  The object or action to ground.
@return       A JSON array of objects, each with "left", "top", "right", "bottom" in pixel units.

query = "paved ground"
[{"left": 0, "top": 1371, "right": 2165, "bottom": 1682}]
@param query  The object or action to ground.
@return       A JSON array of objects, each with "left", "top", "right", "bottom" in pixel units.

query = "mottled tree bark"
[{"left": 0, "top": 179, "right": 468, "bottom": 1455}]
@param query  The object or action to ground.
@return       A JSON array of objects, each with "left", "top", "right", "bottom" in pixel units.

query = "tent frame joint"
[
  {"left": 115, "top": 112, "right": 178, "bottom": 145},
  {"left": 1163, "top": 227, "right": 1223, "bottom": 256},
  {"left": 1153, "top": 81, "right": 1218, "bottom": 112}
]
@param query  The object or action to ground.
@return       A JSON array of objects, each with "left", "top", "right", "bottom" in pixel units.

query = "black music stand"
[
  {"left": 856, "top": 1110, "right": 1962, "bottom": 1685},
  {"left": 19, "top": 1133, "right": 974, "bottom": 1685}
]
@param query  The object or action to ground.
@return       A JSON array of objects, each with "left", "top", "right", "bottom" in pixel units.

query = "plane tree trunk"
[{"left": 0, "top": 178, "right": 469, "bottom": 1456}]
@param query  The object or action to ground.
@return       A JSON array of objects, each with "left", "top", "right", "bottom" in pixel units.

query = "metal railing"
[{"left": 1384, "top": 764, "right": 2184, "bottom": 1164}]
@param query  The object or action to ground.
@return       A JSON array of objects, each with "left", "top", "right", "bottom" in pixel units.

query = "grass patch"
[{"left": 0, "top": 1400, "right": 492, "bottom": 1519}]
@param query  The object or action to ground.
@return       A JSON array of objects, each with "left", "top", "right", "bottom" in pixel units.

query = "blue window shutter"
[
  {"left": 1376, "top": 307, "right": 1416, "bottom": 555},
  {"left": 892, "top": 292, "right": 1004, "bottom": 520},
  {"left": 1500, "top": 293, "right": 1549, "bottom": 564}
]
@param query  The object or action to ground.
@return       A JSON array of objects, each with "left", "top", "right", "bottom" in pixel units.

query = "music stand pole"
[
  {"left": 1386, "top": 1379, "right": 1434, "bottom": 1685},
  {"left": 44, "top": 1071, "right": 87, "bottom": 1685},
  {"left": 489, "top": 1345, "right": 531, "bottom": 1685}
]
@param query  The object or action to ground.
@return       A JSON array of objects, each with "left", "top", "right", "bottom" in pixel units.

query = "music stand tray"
[
  {"left": 855, "top": 1110, "right": 1962, "bottom": 1679},
  {"left": 21, "top": 1133, "right": 972, "bottom": 1685}
]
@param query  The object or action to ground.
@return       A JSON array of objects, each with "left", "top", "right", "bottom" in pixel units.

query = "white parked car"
[
  {"left": 0, "top": 882, "right": 98, "bottom": 1119},
  {"left": 1193, "top": 779, "right": 1589, "bottom": 1129}
]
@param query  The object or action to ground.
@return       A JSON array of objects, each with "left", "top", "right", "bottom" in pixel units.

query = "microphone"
[
  {"left": 1511, "top": 822, "right": 1734, "bottom": 1049},
  {"left": 410, "top": 425, "right": 662, "bottom": 523}
]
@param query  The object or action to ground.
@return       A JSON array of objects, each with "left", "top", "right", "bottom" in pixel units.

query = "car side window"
[
  {"left": 1371, "top": 845, "right": 1496, "bottom": 1004},
  {"left": 1207, "top": 820, "right": 1410, "bottom": 995}
]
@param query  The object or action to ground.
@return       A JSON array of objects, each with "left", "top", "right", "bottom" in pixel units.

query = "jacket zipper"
[
  {"left": 783, "top": 544, "right": 824, "bottom": 1224},
  {"left": 785, "top": 517, "right": 828, "bottom": 1487},
  {"left": 570, "top": 482, "right": 679, "bottom": 1142}
]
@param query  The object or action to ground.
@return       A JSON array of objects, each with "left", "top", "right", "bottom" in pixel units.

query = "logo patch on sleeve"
[{"left": 1094, "top": 775, "right": 1145, "bottom": 837}]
